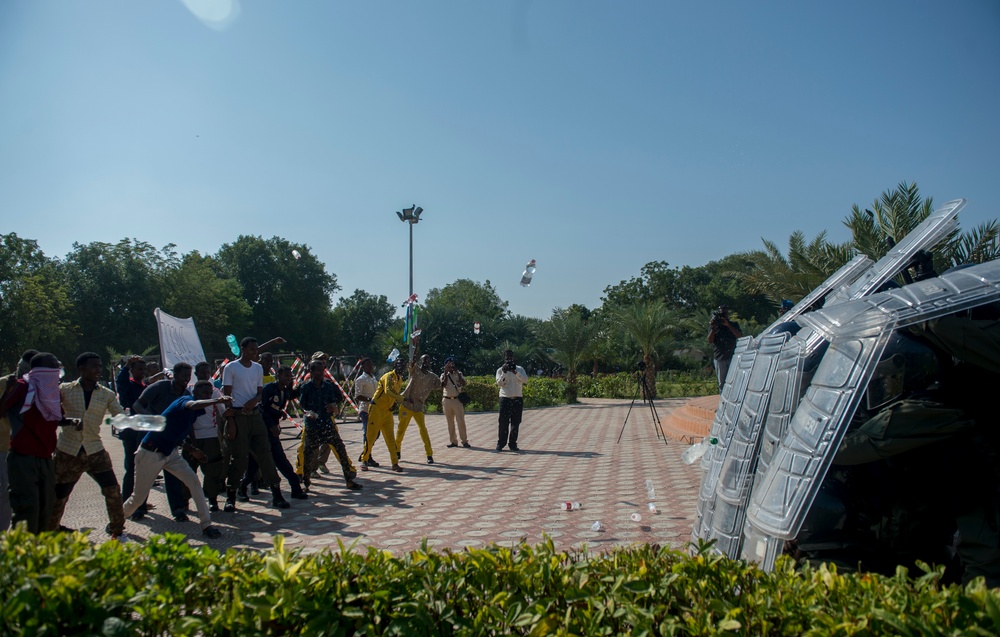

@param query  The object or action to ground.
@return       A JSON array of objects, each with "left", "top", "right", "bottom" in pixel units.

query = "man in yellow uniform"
[{"left": 360, "top": 358, "right": 405, "bottom": 472}]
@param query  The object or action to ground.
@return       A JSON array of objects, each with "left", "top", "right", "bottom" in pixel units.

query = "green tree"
[
  {"left": 422, "top": 279, "right": 511, "bottom": 373},
  {"left": 537, "top": 309, "right": 596, "bottom": 402},
  {"left": 214, "top": 236, "right": 340, "bottom": 353},
  {"left": 611, "top": 301, "right": 679, "bottom": 398},
  {"left": 62, "top": 238, "right": 178, "bottom": 357},
  {"left": 0, "top": 234, "right": 76, "bottom": 371},
  {"left": 161, "top": 252, "right": 252, "bottom": 354},
  {"left": 331, "top": 290, "right": 398, "bottom": 360},
  {"left": 845, "top": 181, "right": 1000, "bottom": 269},
  {"left": 603, "top": 259, "right": 771, "bottom": 330},
  {"left": 737, "top": 231, "right": 853, "bottom": 309}
]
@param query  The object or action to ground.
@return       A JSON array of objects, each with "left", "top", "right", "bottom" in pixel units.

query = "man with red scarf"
[{"left": 0, "top": 353, "right": 81, "bottom": 533}]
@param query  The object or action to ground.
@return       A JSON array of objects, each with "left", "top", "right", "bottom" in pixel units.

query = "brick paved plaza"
[{"left": 61, "top": 398, "right": 702, "bottom": 555}]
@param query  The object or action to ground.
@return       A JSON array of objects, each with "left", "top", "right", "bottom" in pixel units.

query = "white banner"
[{"left": 154, "top": 308, "right": 207, "bottom": 370}]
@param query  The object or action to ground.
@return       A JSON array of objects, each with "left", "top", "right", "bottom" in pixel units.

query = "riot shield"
[
  {"left": 744, "top": 259, "right": 1000, "bottom": 569},
  {"left": 692, "top": 198, "right": 966, "bottom": 557}
]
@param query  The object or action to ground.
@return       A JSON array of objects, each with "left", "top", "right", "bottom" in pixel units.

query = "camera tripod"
[{"left": 616, "top": 368, "right": 667, "bottom": 446}]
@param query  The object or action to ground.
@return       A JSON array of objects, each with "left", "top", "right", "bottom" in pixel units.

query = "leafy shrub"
[
  {"left": 522, "top": 378, "right": 568, "bottom": 408},
  {"left": 2, "top": 528, "right": 999, "bottom": 636},
  {"left": 577, "top": 373, "right": 717, "bottom": 400}
]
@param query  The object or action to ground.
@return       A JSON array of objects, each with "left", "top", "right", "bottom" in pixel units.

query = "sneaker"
[
  {"left": 367, "top": 458, "right": 381, "bottom": 468},
  {"left": 224, "top": 499, "right": 236, "bottom": 513},
  {"left": 426, "top": 456, "right": 434, "bottom": 464},
  {"left": 174, "top": 512, "right": 189, "bottom": 523},
  {"left": 346, "top": 481, "right": 363, "bottom": 491},
  {"left": 202, "top": 526, "right": 222, "bottom": 539},
  {"left": 237, "top": 486, "right": 250, "bottom": 502},
  {"left": 447, "top": 443, "right": 459, "bottom": 448},
  {"left": 311, "top": 471, "right": 321, "bottom": 479},
  {"left": 391, "top": 464, "right": 403, "bottom": 473},
  {"left": 272, "top": 497, "right": 291, "bottom": 510},
  {"left": 291, "top": 491, "right": 308, "bottom": 500},
  {"left": 496, "top": 445, "right": 504, "bottom": 452},
  {"left": 360, "top": 461, "right": 369, "bottom": 472},
  {"left": 209, "top": 500, "right": 220, "bottom": 513},
  {"left": 318, "top": 464, "right": 330, "bottom": 474},
  {"left": 508, "top": 444, "right": 520, "bottom": 452},
  {"left": 462, "top": 442, "right": 471, "bottom": 448},
  {"left": 129, "top": 510, "right": 146, "bottom": 522}
]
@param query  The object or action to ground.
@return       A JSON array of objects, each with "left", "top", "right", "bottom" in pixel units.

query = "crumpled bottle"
[
  {"left": 681, "top": 436, "right": 719, "bottom": 465},
  {"left": 105, "top": 413, "right": 166, "bottom": 432}
]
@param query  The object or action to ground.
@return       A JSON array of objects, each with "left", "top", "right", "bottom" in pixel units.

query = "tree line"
[{"left": 2, "top": 182, "right": 996, "bottom": 399}]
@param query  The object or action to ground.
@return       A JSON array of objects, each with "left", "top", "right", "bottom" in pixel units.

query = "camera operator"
[
  {"left": 495, "top": 350, "right": 529, "bottom": 452},
  {"left": 707, "top": 305, "right": 742, "bottom": 392}
]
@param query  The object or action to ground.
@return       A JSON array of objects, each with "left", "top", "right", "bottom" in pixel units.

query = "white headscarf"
[{"left": 21, "top": 367, "right": 63, "bottom": 422}]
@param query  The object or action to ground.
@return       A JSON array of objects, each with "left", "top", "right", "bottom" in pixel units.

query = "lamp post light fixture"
[
  {"left": 396, "top": 205, "right": 423, "bottom": 298},
  {"left": 396, "top": 205, "right": 424, "bottom": 358}
]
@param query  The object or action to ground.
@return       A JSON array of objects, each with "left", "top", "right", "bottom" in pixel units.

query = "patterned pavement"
[{"left": 61, "top": 398, "right": 703, "bottom": 555}]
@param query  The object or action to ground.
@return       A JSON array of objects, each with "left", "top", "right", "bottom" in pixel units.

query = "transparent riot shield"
[
  {"left": 744, "top": 259, "right": 1000, "bottom": 569},
  {"left": 692, "top": 198, "right": 966, "bottom": 556}
]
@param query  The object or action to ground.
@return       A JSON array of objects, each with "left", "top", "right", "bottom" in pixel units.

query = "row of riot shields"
[{"left": 691, "top": 198, "right": 1000, "bottom": 580}]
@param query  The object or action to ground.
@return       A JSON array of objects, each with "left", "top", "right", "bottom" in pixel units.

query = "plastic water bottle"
[
  {"left": 645, "top": 479, "right": 655, "bottom": 500},
  {"left": 681, "top": 437, "right": 719, "bottom": 465},
  {"left": 105, "top": 414, "right": 167, "bottom": 432},
  {"left": 630, "top": 513, "right": 642, "bottom": 522},
  {"left": 519, "top": 259, "right": 536, "bottom": 287},
  {"left": 560, "top": 502, "right": 581, "bottom": 511},
  {"left": 387, "top": 348, "right": 400, "bottom": 363},
  {"left": 226, "top": 334, "right": 241, "bottom": 357},
  {"left": 590, "top": 521, "right": 604, "bottom": 532},
  {"left": 648, "top": 502, "right": 657, "bottom": 514}
]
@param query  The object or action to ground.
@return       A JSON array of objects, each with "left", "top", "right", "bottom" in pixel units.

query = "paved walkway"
[{"left": 61, "top": 398, "right": 703, "bottom": 555}]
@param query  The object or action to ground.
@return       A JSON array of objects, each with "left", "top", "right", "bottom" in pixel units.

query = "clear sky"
[{"left": 2, "top": 1, "right": 998, "bottom": 320}]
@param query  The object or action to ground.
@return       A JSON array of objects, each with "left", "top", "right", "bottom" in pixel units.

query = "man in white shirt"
[
  {"left": 495, "top": 350, "right": 529, "bottom": 452},
  {"left": 353, "top": 358, "right": 381, "bottom": 467},
  {"left": 221, "top": 337, "right": 288, "bottom": 512},
  {"left": 186, "top": 361, "right": 229, "bottom": 512}
]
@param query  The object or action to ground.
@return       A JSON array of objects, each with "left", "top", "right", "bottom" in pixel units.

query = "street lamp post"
[{"left": 396, "top": 205, "right": 423, "bottom": 358}]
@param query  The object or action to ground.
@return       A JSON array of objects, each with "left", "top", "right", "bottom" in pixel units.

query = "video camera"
[
  {"left": 503, "top": 361, "right": 517, "bottom": 373},
  {"left": 711, "top": 306, "right": 728, "bottom": 328}
]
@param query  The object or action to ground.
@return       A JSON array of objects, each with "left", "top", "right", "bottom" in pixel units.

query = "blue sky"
[{"left": 2, "top": 1, "right": 998, "bottom": 320}]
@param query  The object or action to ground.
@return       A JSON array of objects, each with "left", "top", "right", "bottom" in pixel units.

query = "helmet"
[{"left": 863, "top": 332, "right": 941, "bottom": 412}]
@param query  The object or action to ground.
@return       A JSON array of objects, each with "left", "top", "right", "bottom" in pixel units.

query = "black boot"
[
  {"left": 271, "top": 485, "right": 290, "bottom": 509},
  {"left": 224, "top": 489, "right": 237, "bottom": 513}
]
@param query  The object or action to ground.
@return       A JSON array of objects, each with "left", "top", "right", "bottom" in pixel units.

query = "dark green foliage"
[
  {"left": 3, "top": 529, "right": 998, "bottom": 636},
  {"left": 214, "top": 235, "right": 340, "bottom": 354},
  {"left": 577, "top": 373, "right": 717, "bottom": 400},
  {"left": 332, "top": 290, "right": 398, "bottom": 360}
]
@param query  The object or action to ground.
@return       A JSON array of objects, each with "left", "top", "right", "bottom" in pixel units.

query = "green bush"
[
  {"left": 2, "top": 528, "right": 998, "bottom": 636},
  {"left": 577, "top": 373, "right": 717, "bottom": 400}
]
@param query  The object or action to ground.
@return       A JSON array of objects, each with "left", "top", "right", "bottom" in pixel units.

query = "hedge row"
[
  {"left": 2, "top": 528, "right": 998, "bottom": 636},
  {"left": 343, "top": 374, "right": 716, "bottom": 416}
]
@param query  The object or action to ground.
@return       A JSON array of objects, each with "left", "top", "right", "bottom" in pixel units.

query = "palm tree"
[
  {"left": 845, "top": 181, "right": 1000, "bottom": 270},
  {"left": 611, "top": 301, "right": 678, "bottom": 399},
  {"left": 537, "top": 310, "right": 596, "bottom": 402},
  {"left": 737, "top": 231, "right": 853, "bottom": 308}
]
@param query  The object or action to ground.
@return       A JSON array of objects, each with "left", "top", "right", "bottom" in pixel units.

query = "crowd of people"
[{"left": 0, "top": 337, "right": 531, "bottom": 542}]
